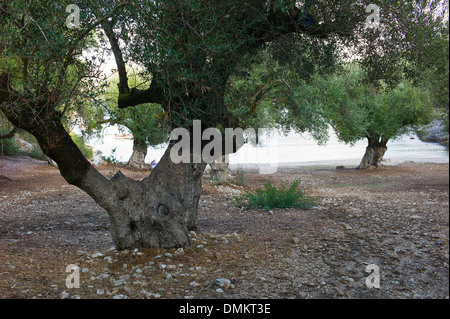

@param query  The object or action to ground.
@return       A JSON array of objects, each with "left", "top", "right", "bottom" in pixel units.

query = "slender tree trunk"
[
  {"left": 127, "top": 139, "right": 149, "bottom": 170},
  {"left": 209, "top": 155, "right": 229, "bottom": 183},
  {"left": 358, "top": 138, "right": 388, "bottom": 169}
]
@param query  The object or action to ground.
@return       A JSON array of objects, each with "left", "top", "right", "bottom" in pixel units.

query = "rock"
[
  {"left": 390, "top": 252, "right": 401, "bottom": 260},
  {"left": 205, "top": 278, "right": 232, "bottom": 289},
  {"left": 5, "top": 263, "right": 15, "bottom": 270},
  {"left": 112, "top": 294, "right": 128, "bottom": 299},
  {"left": 96, "top": 289, "right": 105, "bottom": 295},
  {"left": 416, "top": 119, "right": 449, "bottom": 147},
  {"left": 190, "top": 281, "right": 201, "bottom": 287},
  {"left": 292, "top": 237, "right": 300, "bottom": 244},
  {"left": 60, "top": 291, "right": 70, "bottom": 299},
  {"left": 91, "top": 252, "right": 103, "bottom": 258},
  {"left": 174, "top": 248, "right": 184, "bottom": 256},
  {"left": 165, "top": 252, "right": 173, "bottom": 258},
  {"left": 114, "top": 274, "right": 130, "bottom": 286},
  {"left": 166, "top": 264, "right": 177, "bottom": 271},
  {"left": 140, "top": 289, "right": 154, "bottom": 298}
]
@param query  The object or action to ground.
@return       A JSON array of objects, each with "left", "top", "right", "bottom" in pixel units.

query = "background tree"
[
  {"left": 290, "top": 65, "right": 434, "bottom": 169},
  {"left": 82, "top": 73, "right": 168, "bottom": 170}
]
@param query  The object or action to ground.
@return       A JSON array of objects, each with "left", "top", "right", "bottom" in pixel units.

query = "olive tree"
[{"left": 298, "top": 66, "right": 434, "bottom": 169}]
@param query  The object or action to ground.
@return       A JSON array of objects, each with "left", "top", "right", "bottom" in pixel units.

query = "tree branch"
[
  {"left": 101, "top": 19, "right": 130, "bottom": 95},
  {"left": 0, "top": 127, "right": 18, "bottom": 139},
  {"left": 53, "top": 1, "right": 133, "bottom": 100},
  {"left": 101, "top": 20, "right": 166, "bottom": 108}
]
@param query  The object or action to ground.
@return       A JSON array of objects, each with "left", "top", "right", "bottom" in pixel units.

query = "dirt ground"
[{"left": 0, "top": 156, "right": 448, "bottom": 299}]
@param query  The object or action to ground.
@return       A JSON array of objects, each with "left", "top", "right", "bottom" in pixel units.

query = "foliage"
[
  {"left": 80, "top": 73, "right": 169, "bottom": 149},
  {"left": 0, "top": 128, "right": 19, "bottom": 156},
  {"left": 289, "top": 64, "right": 435, "bottom": 146},
  {"left": 234, "top": 179, "right": 318, "bottom": 211},
  {"left": 101, "top": 147, "right": 118, "bottom": 165}
]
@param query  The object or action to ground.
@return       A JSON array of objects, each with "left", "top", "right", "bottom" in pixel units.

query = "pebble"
[
  {"left": 60, "top": 291, "right": 70, "bottom": 299},
  {"left": 174, "top": 248, "right": 184, "bottom": 256},
  {"left": 167, "top": 265, "right": 177, "bottom": 271},
  {"left": 390, "top": 252, "right": 401, "bottom": 260},
  {"left": 113, "top": 294, "right": 128, "bottom": 299}
]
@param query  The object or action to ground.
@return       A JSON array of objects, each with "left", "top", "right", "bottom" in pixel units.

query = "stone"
[
  {"left": 60, "top": 291, "right": 70, "bottom": 299},
  {"left": 167, "top": 264, "right": 177, "bottom": 271},
  {"left": 206, "top": 278, "right": 232, "bottom": 289},
  {"left": 174, "top": 248, "right": 184, "bottom": 256}
]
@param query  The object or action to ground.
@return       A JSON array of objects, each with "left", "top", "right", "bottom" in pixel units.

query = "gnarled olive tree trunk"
[
  {"left": 1, "top": 106, "right": 206, "bottom": 249},
  {"left": 126, "top": 139, "right": 149, "bottom": 170},
  {"left": 358, "top": 138, "right": 388, "bottom": 169},
  {"left": 101, "top": 146, "right": 206, "bottom": 249}
]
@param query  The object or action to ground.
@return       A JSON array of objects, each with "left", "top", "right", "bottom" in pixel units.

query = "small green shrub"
[
  {"left": 234, "top": 179, "right": 318, "bottom": 211},
  {"left": 101, "top": 147, "right": 118, "bottom": 164}
]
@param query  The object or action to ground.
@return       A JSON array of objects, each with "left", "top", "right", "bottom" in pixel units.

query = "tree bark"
[
  {"left": 101, "top": 146, "right": 206, "bottom": 249},
  {"left": 358, "top": 138, "right": 388, "bottom": 169},
  {"left": 126, "top": 139, "right": 149, "bottom": 170},
  {"left": 1, "top": 107, "right": 206, "bottom": 249}
]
